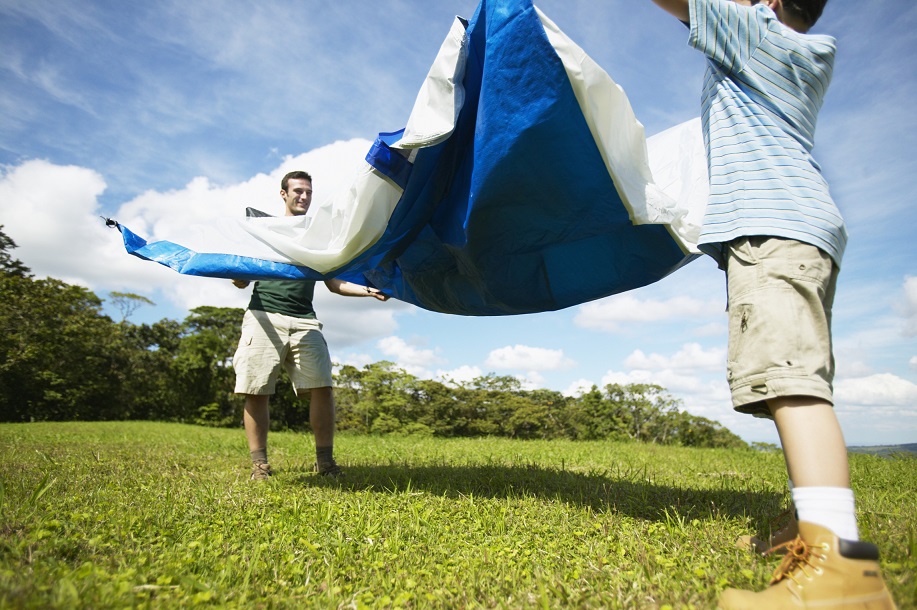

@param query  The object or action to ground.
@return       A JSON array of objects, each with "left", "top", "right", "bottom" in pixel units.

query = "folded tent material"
[{"left": 112, "top": 0, "right": 707, "bottom": 316}]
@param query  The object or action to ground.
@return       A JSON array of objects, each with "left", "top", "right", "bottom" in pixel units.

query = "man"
[
  {"left": 647, "top": 0, "right": 897, "bottom": 608},
  {"left": 232, "top": 170, "right": 389, "bottom": 480}
]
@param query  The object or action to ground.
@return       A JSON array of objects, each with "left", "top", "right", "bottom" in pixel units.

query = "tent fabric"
[{"left": 111, "top": 0, "right": 708, "bottom": 316}]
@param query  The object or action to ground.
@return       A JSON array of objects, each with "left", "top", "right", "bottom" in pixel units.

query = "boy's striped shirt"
[{"left": 688, "top": 0, "right": 846, "bottom": 267}]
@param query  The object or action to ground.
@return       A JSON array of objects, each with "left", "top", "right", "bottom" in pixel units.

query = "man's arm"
[
  {"left": 325, "top": 278, "right": 390, "bottom": 301},
  {"left": 652, "top": 0, "right": 690, "bottom": 22}
]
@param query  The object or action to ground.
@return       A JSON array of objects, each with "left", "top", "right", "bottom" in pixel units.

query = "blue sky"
[{"left": 2, "top": 0, "right": 915, "bottom": 446}]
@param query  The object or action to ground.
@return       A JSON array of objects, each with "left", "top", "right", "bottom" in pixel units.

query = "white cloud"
[
  {"left": 0, "top": 159, "right": 165, "bottom": 290},
  {"left": 516, "top": 371, "right": 545, "bottom": 391},
  {"left": 910, "top": 356, "right": 917, "bottom": 371},
  {"left": 833, "top": 372, "right": 917, "bottom": 444},
  {"left": 623, "top": 342, "right": 724, "bottom": 372},
  {"left": 600, "top": 368, "right": 726, "bottom": 398},
  {"left": 377, "top": 336, "right": 446, "bottom": 369},
  {"left": 436, "top": 365, "right": 484, "bottom": 387},
  {"left": 114, "top": 139, "right": 369, "bottom": 245},
  {"left": 834, "top": 373, "right": 917, "bottom": 408},
  {"left": 485, "top": 345, "right": 575, "bottom": 371},
  {"left": 693, "top": 322, "right": 726, "bottom": 337},
  {"left": 315, "top": 294, "right": 401, "bottom": 349},
  {"left": 333, "top": 352, "right": 375, "bottom": 370},
  {"left": 1, "top": 140, "right": 371, "bottom": 293},
  {"left": 833, "top": 350, "right": 877, "bottom": 379},
  {"left": 563, "top": 378, "right": 597, "bottom": 397},
  {"left": 0, "top": 143, "right": 402, "bottom": 349},
  {"left": 574, "top": 293, "right": 721, "bottom": 332}
]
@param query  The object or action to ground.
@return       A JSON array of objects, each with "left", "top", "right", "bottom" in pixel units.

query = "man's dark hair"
[
  {"left": 281, "top": 170, "right": 312, "bottom": 192},
  {"left": 784, "top": 0, "right": 827, "bottom": 28}
]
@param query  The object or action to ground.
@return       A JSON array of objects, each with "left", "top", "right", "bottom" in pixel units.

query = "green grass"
[{"left": 0, "top": 422, "right": 914, "bottom": 609}]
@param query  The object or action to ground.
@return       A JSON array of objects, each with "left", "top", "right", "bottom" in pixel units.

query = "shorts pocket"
[
  {"left": 726, "top": 286, "right": 801, "bottom": 386},
  {"left": 726, "top": 303, "right": 753, "bottom": 383}
]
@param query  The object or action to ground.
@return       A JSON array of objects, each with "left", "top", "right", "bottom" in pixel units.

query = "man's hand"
[
  {"left": 231, "top": 279, "right": 250, "bottom": 289},
  {"left": 325, "top": 278, "right": 390, "bottom": 300},
  {"left": 365, "top": 286, "right": 390, "bottom": 302}
]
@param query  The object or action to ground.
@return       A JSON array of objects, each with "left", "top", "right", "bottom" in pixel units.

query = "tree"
[
  {"left": 502, "top": 393, "right": 551, "bottom": 439},
  {"left": 0, "top": 225, "right": 750, "bottom": 445},
  {"left": 108, "top": 291, "right": 155, "bottom": 322},
  {"left": 0, "top": 275, "right": 124, "bottom": 421},
  {"left": 566, "top": 385, "right": 631, "bottom": 440},
  {"left": 349, "top": 361, "right": 417, "bottom": 433},
  {"left": 675, "top": 413, "right": 746, "bottom": 448},
  {"left": 0, "top": 226, "right": 30, "bottom": 277},
  {"left": 604, "top": 383, "right": 676, "bottom": 442},
  {"left": 411, "top": 378, "right": 465, "bottom": 436},
  {"left": 173, "top": 306, "right": 245, "bottom": 426},
  {"left": 112, "top": 319, "right": 185, "bottom": 421}
]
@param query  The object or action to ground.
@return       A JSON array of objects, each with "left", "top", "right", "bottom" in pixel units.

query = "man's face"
[{"left": 281, "top": 178, "right": 313, "bottom": 217}]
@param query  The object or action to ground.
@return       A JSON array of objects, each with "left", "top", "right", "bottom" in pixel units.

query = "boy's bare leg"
[
  {"left": 721, "top": 397, "right": 896, "bottom": 608},
  {"left": 769, "top": 396, "right": 850, "bottom": 488}
]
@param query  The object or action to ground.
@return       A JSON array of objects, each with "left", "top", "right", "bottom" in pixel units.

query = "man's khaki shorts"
[
  {"left": 724, "top": 237, "right": 838, "bottom": 418},
  {"left": 232, "top": 310, "right": 333, "bottom": 396}
]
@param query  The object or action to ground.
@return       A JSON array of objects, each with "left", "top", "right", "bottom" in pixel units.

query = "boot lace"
[{"left": 766, "top": 536, "right": 827, "bottom": 586}]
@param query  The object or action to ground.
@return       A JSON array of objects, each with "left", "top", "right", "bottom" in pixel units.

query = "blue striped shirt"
[{"left": 688, "top": 0, "right": 846, "bottom": 267}]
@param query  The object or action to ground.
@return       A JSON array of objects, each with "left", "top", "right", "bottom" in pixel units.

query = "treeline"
[
  {"left": 333, "top": 364, "right": 744, "bottom": 447},
  {"left": 0, "top": 226, "right": 745, "bottom": 449}
]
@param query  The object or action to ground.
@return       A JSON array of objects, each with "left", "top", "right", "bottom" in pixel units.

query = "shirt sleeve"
[{"left": 688, "top": 0, "right": 769, "bottom": 75}]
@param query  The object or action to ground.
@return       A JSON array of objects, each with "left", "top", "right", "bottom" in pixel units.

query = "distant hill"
[{"left": 848, "top": 443, "right": 917, "bottom": 457}]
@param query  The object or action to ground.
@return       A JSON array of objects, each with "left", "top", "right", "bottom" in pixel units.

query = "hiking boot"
[
  {"left": 250, "top": 462, "right": 273, "bottom": 481},
  {"left": 719, "top": 521, "right": 897, "bottom": 610},
  {"left": 314, "top": 460, "right": 344, "bottom": 478},
  {"left": 737, "top": 505, "right": 799, "bottom": 555}
]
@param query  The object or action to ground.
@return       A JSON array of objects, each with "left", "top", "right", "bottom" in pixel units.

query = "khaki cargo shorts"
[
  {"left": 724, "top": 236, "right": 838, "bottom": 418},
  {"left": 232, "top": 310, "right": 333, "bottom": 396}
]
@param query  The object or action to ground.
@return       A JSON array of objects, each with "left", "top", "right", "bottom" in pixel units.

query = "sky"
[{"left": 1, "top": 0, "right": 915, "bottom": 447}]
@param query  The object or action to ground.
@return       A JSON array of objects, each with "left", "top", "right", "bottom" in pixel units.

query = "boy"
[{"left": 648, "top": 0, "right": 897, "bottom": 607}]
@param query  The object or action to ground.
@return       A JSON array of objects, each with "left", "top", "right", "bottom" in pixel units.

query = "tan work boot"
[
  {"left": 737, "top": 505, "right": 799, "bottom": 555},
  {"left": 719, "top": 522, "right": 897, "bottom": 609}
]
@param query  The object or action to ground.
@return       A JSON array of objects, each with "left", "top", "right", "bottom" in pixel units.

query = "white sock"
[{"left": 792, "top": 486, "right": 859, "bottom": 541}]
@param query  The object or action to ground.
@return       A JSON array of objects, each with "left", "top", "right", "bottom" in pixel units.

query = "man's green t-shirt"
[{"left": 247, "top": 280, "right": 317, "bottom": 319}]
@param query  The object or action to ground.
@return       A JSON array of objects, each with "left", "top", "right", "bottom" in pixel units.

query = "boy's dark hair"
[
  {"left": 281, "top": 170, "right": 312, "bottom": 192},
  {"left": 784, "top": 0, "right": 827, "bottom": 28}
]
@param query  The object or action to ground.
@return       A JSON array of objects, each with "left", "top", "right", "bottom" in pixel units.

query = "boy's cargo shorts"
[
  {"left": 724, "top": 236, "right": 838, "bottom": 418},
  {"left": 232, "top": 310, "right": 333, "bottom": 395}
]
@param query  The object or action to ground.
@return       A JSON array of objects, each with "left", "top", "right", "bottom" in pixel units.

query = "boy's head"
[
  {"left": 783, "top": 0, "right": 827, "bottom": 28},
  {"left": 742, "top": 0, "right": 827, "bottom": 31}
]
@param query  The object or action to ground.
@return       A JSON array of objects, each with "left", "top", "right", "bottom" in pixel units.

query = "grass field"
[{"left": 1, "top": 421, "right": 914, "bottom": 609}]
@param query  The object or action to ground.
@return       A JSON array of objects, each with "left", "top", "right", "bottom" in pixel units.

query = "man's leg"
[
  {"left": 243, "top": 394, "right": 272, "bottom": 479},
  {"left": 309, "top": 386, "right": 341, "bottom": 476},
  {"left": 308, "top": 386, "right": 335, "bottom": 447}
]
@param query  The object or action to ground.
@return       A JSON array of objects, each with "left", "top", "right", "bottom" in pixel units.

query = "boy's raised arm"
[{"left": 652, "top": 0, "right": 690, "bottom": 22}]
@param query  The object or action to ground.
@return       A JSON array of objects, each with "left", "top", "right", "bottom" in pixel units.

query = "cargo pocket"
[{"left": 726, "top": 303, "right": 753, "bottom": 384}]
